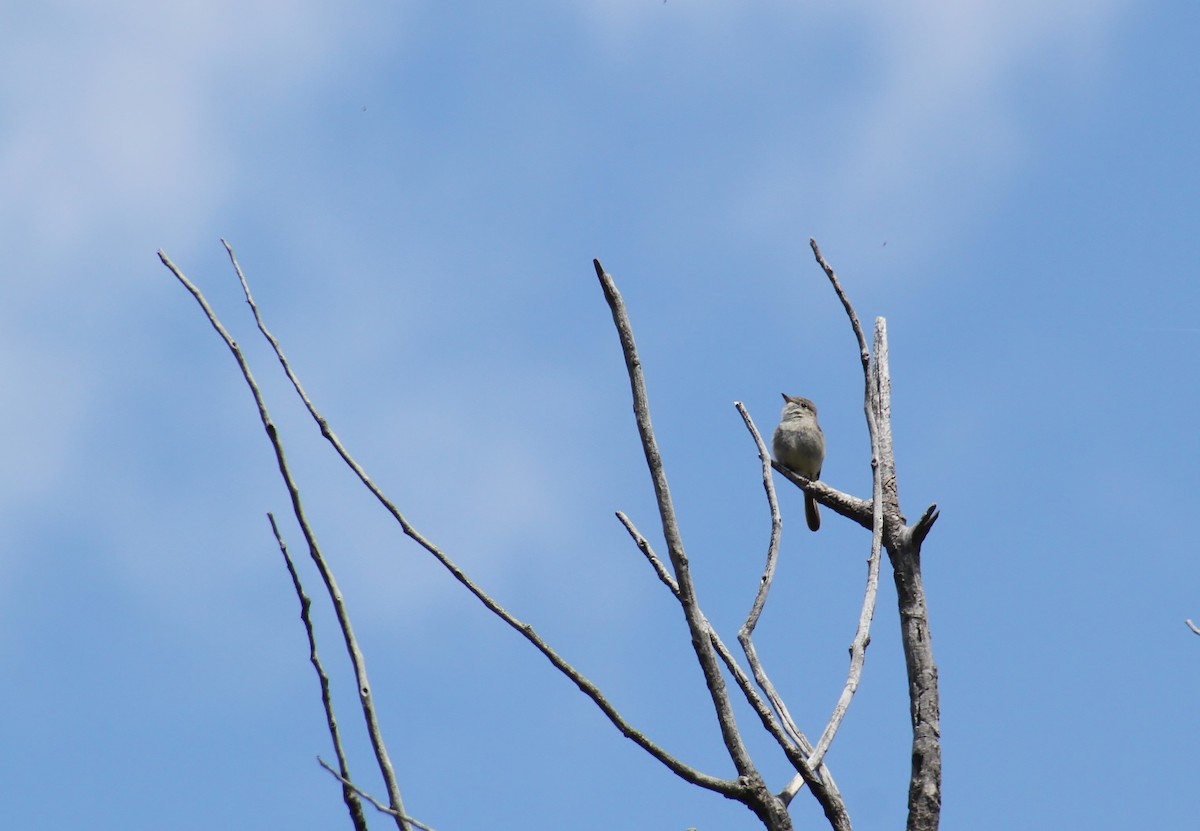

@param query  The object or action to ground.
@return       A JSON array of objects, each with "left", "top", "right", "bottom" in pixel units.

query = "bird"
[{"left": 772, "top": 394, "right": 826, "bottom": 532}]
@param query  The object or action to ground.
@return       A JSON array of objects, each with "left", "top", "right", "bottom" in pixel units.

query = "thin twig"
[
  {"left": 270, "top": 514, "right": 369, "bottom": 831},
  {"left": 735, "top": 402, "right": 784, "bottom": 641},
  {"left": 806, "top": 328, "right": 884, "bottom": 770},
  {"left": 208, "top": 244, "right": 737, "bottom": 798},
  {"left": 810, "top": 239, "right": 870, "bottom": 377},
  {"left": 616, "top": 511, "right": 678, "bottom": 595},
  {"left": 159, "top": 249, "right": 411, "bottom": 830},
  {"left": 318, "top": 758, "right": 437, "bottom": 831}
]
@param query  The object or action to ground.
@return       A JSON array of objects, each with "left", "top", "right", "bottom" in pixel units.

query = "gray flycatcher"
[{"left": 772, "top": 393, "right": 825, "bottom": 531}]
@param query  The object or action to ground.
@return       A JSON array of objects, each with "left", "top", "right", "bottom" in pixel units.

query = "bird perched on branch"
[{"left": 772, "top": 394, "right": 825, "bottom": 532}]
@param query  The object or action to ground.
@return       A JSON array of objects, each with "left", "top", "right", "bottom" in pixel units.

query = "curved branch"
[
  {"left": 735, "top": 402, "right": 784, "bottom": 642},
  {"left": 732, "top": 405, "right": 813, "bottom": 751},
  {"left": 731, "top": 404, "right": 848, "bottom": 825}
]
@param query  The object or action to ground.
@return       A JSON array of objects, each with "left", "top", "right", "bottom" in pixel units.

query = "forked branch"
[
  {"left": 270, "top": 514, "right": 369, "bottom": 831},
  {"left": 594, "top": 258, "right": 797, "bottom": 830},
  {"left": 807, "top": 241, "right": 942, "bottom": 831},
  {"left": 162, "top": 245, "right": 742, "bottom": 807},
  {"left": 615, "top": 510, "right": 848, "bottom": 827},
  {"left": 163, "top": 241, "right": 940, "bottom": 831},
  {"left": 158, "top": 249, "right": 411, "bottom": 830}
]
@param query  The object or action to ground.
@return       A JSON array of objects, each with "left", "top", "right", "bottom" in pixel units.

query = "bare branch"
[
  {"left": 731, "top": 403, "right": 849, "bottom": 820},
  {"left": 911, "top": 504, "right": 941, "bottom": 548},
  {"left": 616, "top": 511, "right": 678, "bottom": 596},
  {"left": 594, "top": 258, "right": 760, "bottom": 784},
  {"left": 167, "top": 240, "right": 938, "bottom": 831},
  {"left": 270, "top": 514, "right": 369, "bottom": 831},
  {"left": 806, "top": 326, "right": 885, "bottom": 771},
  {"left": 199, "top": 244, "right": 739, "bottom": 798},
  {"left": 870, "top": 317, "right": 942, "bottom": 831},
  {"left": 790, "top": 257, "right": 888, "bottom": 772},
  {"left": 318, "top": 758, "right": 437, "bottom": 831},
  {"left": 158, "top": 249, "right": 411, "bottom": 830},
  {"left": 616, "top": 510, "right": 849, "bottom": 828},
  {"left": 732, "top": 403, "right": 815, "bottom": 756},
  {"left": 615, "top": 512, "right": 796, "bottom": 752},
  {"left": 810, "top": 239, "right": 870, "bottom": 376},
  {"left": 797, "top": 243, "right": 942, "bottom": 831},
  {"left": 599, "top": 260, "right": 855, "bottom": 829},
  {"left": 770, "top": 462, "right": 873, "bottom": 530},
  {"left": 735, "top": 402, "right": 784, "bottom": 641}
]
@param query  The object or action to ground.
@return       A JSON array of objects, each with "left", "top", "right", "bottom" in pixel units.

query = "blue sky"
[{"left": 3, "top": 1, "right": 1198, "bottom": 828}]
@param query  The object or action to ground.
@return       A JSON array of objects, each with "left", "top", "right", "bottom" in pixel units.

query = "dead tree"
[{"left": 159, "top": 239, "right": 941, "bottom": 831}]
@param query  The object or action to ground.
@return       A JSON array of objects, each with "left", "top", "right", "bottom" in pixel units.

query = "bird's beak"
[{"left": 780, "top": 392, "right": 790, "bottom": 402}]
